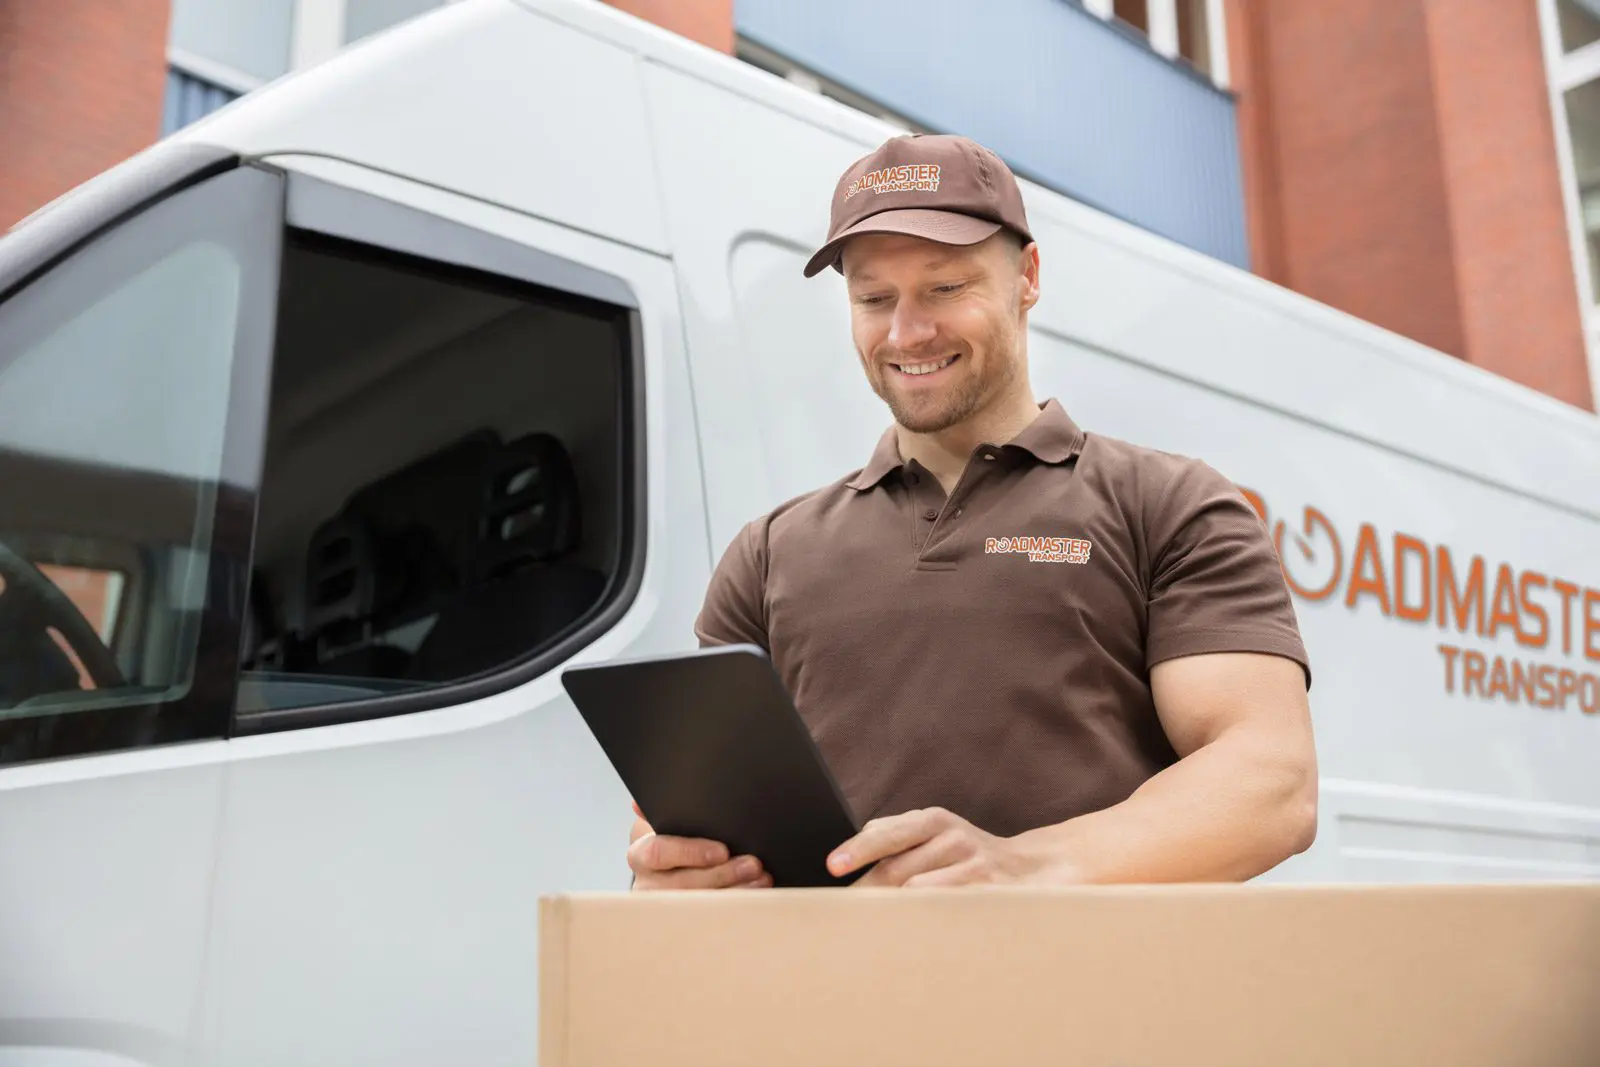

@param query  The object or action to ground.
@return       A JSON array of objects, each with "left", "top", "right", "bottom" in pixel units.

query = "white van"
[{"left": 1, "top": 0, "right": 1597, "bottom": 1063}]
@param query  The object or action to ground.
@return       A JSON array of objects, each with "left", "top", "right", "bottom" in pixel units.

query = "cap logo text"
[
  {"left": 985, "top": 536, "right": 1093, "bottom": 565},
  {"left": 845, "top": 163, "right": 942, "bottom": 200}
]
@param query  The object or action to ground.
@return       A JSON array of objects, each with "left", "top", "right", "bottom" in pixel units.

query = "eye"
[{"left": 933, "top": 283, "right": 966, "bottom": 295}]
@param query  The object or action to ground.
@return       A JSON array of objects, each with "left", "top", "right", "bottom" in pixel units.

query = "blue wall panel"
[
  {"left": 162, "top": 68, "right": 241, "bottom": 138},
  {"left": 735, "top": 0, "right": 1250, "bottom": 269}
]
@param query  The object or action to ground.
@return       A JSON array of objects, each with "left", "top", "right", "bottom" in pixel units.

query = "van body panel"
[
  {"left": 165, "top": 0, "right": 670, "bottom": 256},
  {"left": 0, "top": 762, "right": 224, "bottom": 1067}
]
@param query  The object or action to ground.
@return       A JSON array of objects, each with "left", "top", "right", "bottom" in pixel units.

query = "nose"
[{"left": 887, "top": 298, "right": 937, "bottom": 351}]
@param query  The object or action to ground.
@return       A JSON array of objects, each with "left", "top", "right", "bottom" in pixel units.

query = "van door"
[
  {"left": 189, "top": 156, "right": 709, "bottom": 1067},
  {"left": 0, "top": 148, "right": 283, "bottom": 1065}
]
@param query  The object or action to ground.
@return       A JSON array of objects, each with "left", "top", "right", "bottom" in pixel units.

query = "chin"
[{"left": 886, "top": 395, "right": 971, "bottom": 434}]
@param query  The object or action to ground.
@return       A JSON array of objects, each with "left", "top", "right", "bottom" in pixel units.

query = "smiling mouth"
[{"left": 892, "top": 354, "right": 959, "bottom": 377}]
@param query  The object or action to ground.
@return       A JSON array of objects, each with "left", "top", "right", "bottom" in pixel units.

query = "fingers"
[
  {"left": 633, "top": 852, "right": 769, "bottom": 891},
  {"left": 626, "top": 823, "right": 772, "bottom": 890},
  {"left": 828, "top": 807, "right": 951, "bottom": 878},
  {"left": 629, "top": 831, "right": 729, "bottom": 875},
  {"left": 852, "top": 831, "right": 964, "bottom": 888}
]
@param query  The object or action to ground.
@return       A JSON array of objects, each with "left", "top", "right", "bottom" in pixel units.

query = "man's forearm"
[{"left": 1012, "top": 726, "right": 1318, "bottom": 885}]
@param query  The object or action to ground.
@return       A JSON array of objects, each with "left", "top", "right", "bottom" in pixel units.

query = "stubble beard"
[{"left": 871, "top": 321, "right": 1020, "bottom": 435}]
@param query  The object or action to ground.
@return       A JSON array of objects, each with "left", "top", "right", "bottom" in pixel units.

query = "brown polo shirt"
[{"left": 694, "top": 398, "right": 1310, "bottom": 838}]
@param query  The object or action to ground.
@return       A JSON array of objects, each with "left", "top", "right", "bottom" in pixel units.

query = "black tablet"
[{"left": 559, "top": 643, "right": 864, "bottom": 887}]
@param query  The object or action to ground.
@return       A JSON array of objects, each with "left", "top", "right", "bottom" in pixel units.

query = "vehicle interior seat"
[
  {"left": 301, "top": 510, "right": 415, "bottom": 680},
  {"left": 405, "top": 431, "right": 607, "bottom": 683},
  {"left": 298, "top": 430, "right": 506, "bottom": 680}
]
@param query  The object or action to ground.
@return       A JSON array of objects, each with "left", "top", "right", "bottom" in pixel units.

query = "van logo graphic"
[
  {"left": 985, "top": 536, "right": 1092, "bottom": 565},
  {"left": 844, "top": 163, "right": 942, "bottom": 199}
]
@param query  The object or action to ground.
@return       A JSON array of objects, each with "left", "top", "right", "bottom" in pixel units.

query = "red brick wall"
[
  {"left": 0, "top": 0, "right": 171, "bottom": 229},
  {"left": 1426, "top": 1, "right": 1594, "bottom": 409},
  {"left": 1230, "top": 0, "right": 1593, "bottom": 411},
  {"left": 601, "top": 0, "right": 733, "bottom": 54}
]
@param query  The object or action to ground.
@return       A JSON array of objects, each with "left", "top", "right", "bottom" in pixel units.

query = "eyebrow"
[{"left": 849, "top": 257, "right": 971, "bottom": 284}]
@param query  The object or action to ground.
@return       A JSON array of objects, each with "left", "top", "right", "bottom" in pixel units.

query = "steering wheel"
[{"left": 0, "top": 541, "right": 126, "bottom": 690}]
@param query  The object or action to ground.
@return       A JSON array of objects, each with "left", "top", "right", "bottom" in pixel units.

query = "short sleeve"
[
  {"left": 1144, "top": 460, "right": 1311, "bottom": 689},
  {"left": 693, "top": 519, "right": 771, "bottom": 650}
]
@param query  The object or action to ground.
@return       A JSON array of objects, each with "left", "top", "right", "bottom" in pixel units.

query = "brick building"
[{"left": 3, "top": 0, "right": 1599, "bottom": 411}]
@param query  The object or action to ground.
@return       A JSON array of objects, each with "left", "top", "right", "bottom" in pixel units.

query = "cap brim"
[{"left": 802, "top": 209, "right": 1004, "bottom": 278}]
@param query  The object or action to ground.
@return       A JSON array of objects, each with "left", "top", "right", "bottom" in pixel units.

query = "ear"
[{"left": 1017, "top": 242, "right": 1041, "bottom": 312}]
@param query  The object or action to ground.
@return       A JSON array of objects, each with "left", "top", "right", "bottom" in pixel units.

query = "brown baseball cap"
[{"left": 803, "top": 133, "right": 1034, "bottom": 278}]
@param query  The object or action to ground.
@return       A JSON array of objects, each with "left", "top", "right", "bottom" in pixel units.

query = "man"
[{"left": 628, "top": 133, "right": 1317, "bottom": 890}]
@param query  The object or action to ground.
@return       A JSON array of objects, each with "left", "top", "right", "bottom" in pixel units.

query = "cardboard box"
[{"left": 539, "top": 883, "right": 1600, "bottom": 1066}]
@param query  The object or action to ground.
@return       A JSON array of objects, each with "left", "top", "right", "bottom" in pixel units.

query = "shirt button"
[{"left": 923, "top": 508, "right": 938, "bottom": 521}]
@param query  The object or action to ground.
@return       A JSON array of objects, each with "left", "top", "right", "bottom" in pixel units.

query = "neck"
[{"left": 897, "top": 386, "right": 1043, "bottom": 492}]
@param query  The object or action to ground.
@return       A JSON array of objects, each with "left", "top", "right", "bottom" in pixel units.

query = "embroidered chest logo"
[{"left": 985, "top": 536, "right": 1093, "bottom": 565}]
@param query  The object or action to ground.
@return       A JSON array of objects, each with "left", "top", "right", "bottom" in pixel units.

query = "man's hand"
[
  {"left": 626, "top": 801, "right": 773, "bottom": 890},
  {"left": 826, "top": 806, "right": 1044, "bottom": 888}
]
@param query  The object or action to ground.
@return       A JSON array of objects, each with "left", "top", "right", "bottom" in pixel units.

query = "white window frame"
[
  {"left": 1204, "top": 0, "right": 1230, "bottom": 88},
  {"left": 291, "top": 0, "right": 349, "bottom": 69},
  {"left": 1146, "top": 0, "right": 1180, "bottom": 59},
  {"left": 1536, "top": 0, "right": 1600, "bottom": 411}
]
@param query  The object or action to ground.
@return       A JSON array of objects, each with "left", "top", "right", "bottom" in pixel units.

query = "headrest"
[
  {"left": 303, "top": 512, "right": 381, "bottom": 639},
  {"left": 474, "top": 432, "right": 582, "bottom": 579}
]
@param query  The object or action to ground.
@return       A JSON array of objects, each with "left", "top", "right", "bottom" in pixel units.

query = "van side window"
[
  {"left": 235, "top": 228, "right": 630, "bottom": 720},
  {"left": 0, "top": 166, "right": 278, "bottom": 764}
]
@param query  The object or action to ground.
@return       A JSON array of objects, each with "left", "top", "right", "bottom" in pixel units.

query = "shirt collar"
[{"left": 845, "top": 398, "right": 1085, "bottom": 491}]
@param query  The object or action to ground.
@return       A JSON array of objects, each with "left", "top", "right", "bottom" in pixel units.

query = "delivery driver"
[{"left": 628, "top": 133, "right": 1318, "bottom": 889}]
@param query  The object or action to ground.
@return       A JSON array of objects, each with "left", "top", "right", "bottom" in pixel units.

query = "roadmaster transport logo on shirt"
[{"left": 985, "top": 536, "right": 1093, "bottom": 565}]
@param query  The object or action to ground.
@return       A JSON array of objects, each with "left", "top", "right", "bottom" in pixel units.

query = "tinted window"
[
  {"left": 234, "top": 227, "right": 632, "bottom": 722},
  {"left": 0, "top": 166, "right": 280, "bottom": 763}
]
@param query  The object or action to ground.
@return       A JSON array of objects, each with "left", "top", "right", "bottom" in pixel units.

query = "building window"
[
  {"left": 1558, "top": 0, "right": 1600, "bottom": 53},
  {"left": 1094, "top": 0, "right": 1230, "bottom": 87},
  {"left": 1541, "top": 0, "right": 1600, "bottom": 400},
  {"left": 1561, "top": 77, "right": 1600, "bottom": 303},
  {"left": 162, "top": 65, "right": 245, "bottom": 137}
]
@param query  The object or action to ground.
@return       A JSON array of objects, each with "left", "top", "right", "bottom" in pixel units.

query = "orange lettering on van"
[
  {"left": 1437, "top": 644, "right": 1461, "bottom": 692},
  {"left": 1273, "top": 507, "right": 1343, "bottom": 601},
  {"left": 1393, "top": 533, "right": 1431, "bottom": 623},
  {"left": 1518, "top": 571, "right": 1550, "bottom": 650},
  {"left": 1344, "top": 523, "right": 1391, "bottom": 616},
  {"left": 1462, "top": 649, "right": 1488, "bottom": 696},
  {"left": 1552, "top": 579, "right": 1581, "bottom": 655},
  {"left": 1486, "top": 564, "right": 1522, "bottom": 644},
  {"left": 1585, "top": 589, "right": 1600, "bottom": 663},
  {"left": 1437, "top": 548, "right": 1486, "bottom": 637}
]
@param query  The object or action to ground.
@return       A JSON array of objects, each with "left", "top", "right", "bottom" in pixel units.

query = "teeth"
[{"left": 897, "top": 356, "right": 956, "bottom": 376}]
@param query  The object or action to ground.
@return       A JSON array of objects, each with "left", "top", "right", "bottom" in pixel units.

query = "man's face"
[{"left": 841, "top": 231, "right": 1040, "bottom": 434}]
